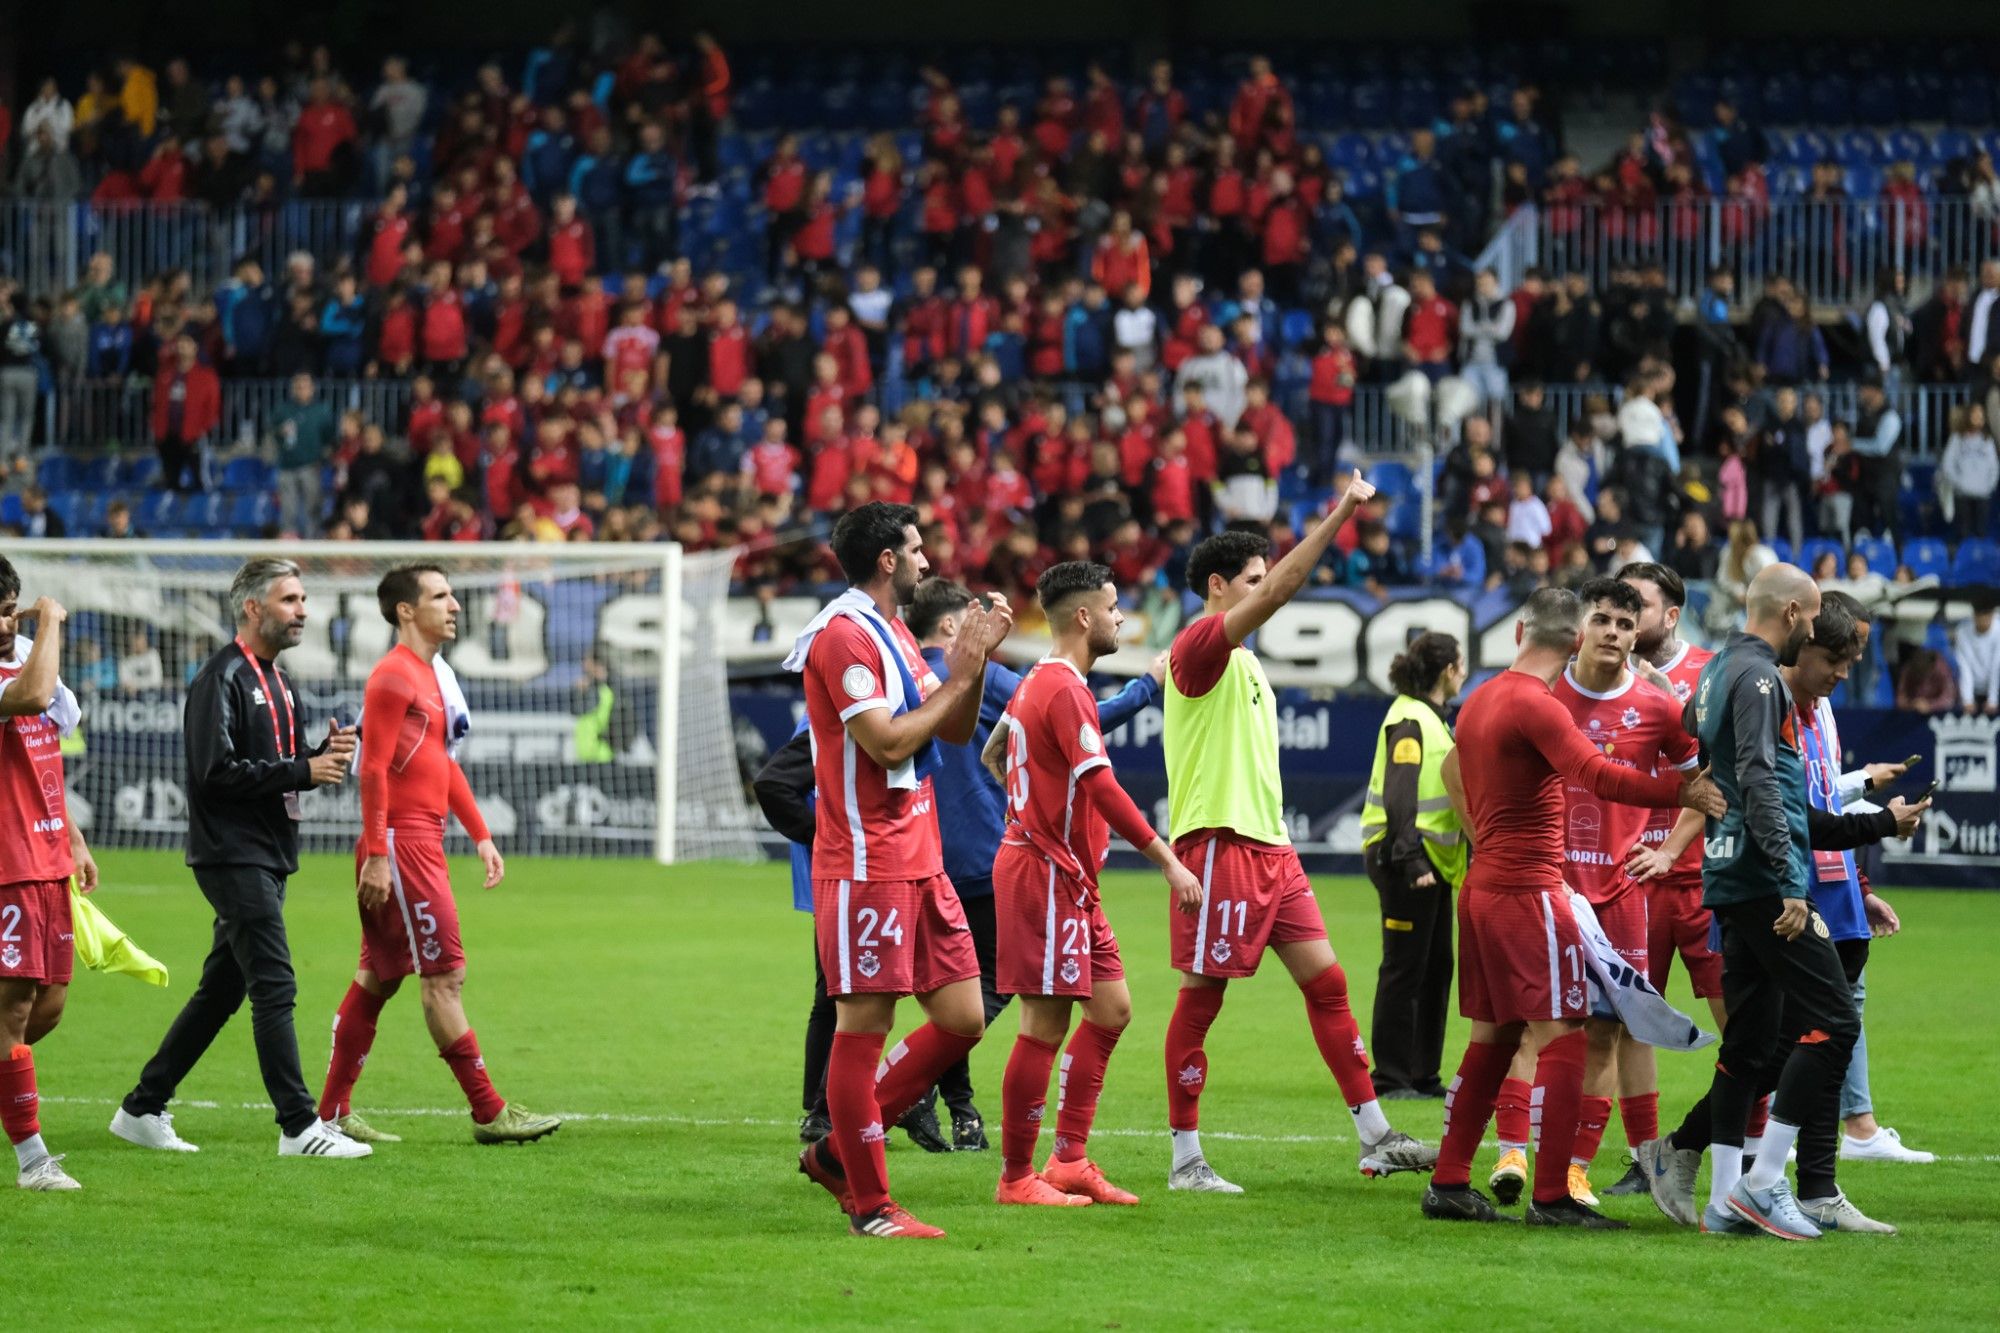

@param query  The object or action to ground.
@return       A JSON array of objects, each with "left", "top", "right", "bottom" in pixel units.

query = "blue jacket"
[
  {"left": 87, "top": 323, "right": 133, "bottom": 377},
  {"left": 523, "top": 129, "right": 577, "bottom": 202},
  {"left": 1063, "top": 304, "right": 1110, "bottom": 378},
  {"left": 570, "top": 153, "right": 625, "bottom": 214},
  {"left": 624, "top": 150, "right": 678, "bottom": 209},
  {"left": 1387, "top": 155, "right": 1449, "bottom": 220},
  {"left": 218, "top": 280, "right": 279, "bottom": 359},
  {"left": 921, "top": 648, "right": 1161, "bottom": 895},
  {"left": 320, "top": 297, "right": 367, "bottom": 375}
]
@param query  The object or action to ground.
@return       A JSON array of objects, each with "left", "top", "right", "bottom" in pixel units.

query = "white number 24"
[{"left": 856, "top": 907, "right": 904, "bottom": 949}]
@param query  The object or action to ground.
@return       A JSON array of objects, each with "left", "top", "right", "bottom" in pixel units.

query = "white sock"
[
  {"left": 1743, "top": 1134, "right": 1763, "bottom": 1160},
  {"left": 1170, "top": 1128, "right": 1203, "bottom": 1169},
  {"left": 13, "top": 1132, "right": 48, "bottom": 1170},
  {"left": 1497, "top": 1138, "right": 1528, "bottom": 1153},
  {"left": 1743, "top": 1120, "right": 1800, "bottom": 1191},
  {"left": 1350, "top": 1099, "right": 1391, "bottom": 1145},
  {"left": 1709, "top": 1144, "right": 1742, "bottom": 1211}
]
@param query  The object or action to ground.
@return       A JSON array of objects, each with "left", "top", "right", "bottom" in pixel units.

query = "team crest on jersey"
[
  {"left": 1673, "top": 680, "right": 1692, "bottom": 701},
  {"left": 1078, "top": 724, "right": 1102, "bottom": 756},
  {"left": 1565, "top": 983, "right": 1584, "bottom": 1011},
  {"left": 1209, "top": 938, "right": 1232, "bottom": 965},
  {"left": 856, "top": 949, "right": 881, "bottom": 978},
  {"left": 0, "top": 944, "right": 19, "bottom": 969},
  {"left": 251, "top": 687, "right": 267, "bottom": 705},
  {"left": 1621, "top": 706, "right": 1641, "bottom": 730},
  {"left": 841, "top": 665, "right": 877, "bottom": 701},
  {"left": 1060, "top": 957, "right": 1081, "bottom": 986}
]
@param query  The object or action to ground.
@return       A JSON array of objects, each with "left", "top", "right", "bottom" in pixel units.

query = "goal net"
[{"left": 12, "top": 540, "right": 759, "bottom": 864}]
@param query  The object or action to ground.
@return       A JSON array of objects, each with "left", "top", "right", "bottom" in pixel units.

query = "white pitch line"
[{"left": 39, "top": 1097, "right": 1999, "bottom": 1162}]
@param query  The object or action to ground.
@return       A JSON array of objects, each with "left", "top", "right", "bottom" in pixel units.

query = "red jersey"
[
  {"left": 1454, "top": 669, "right": 1684, "bottom": 895},
  {"left": 1640, "top": 642, "right": 1716, "bottom": 884},
  {"left": 745, "top": 441, "right": 797, "bottom": 496},
  {"left": 803, "top": 613, "right": 944, "bottom": 881},
  {"left": 708, "top": 326, "right": 749, "bottom": 398},
  {"left": 0, "top": 650, "right": 74, "bottom": 884},
  {"left": 1551, "top": 667, "right": 1699, "bottom": 903},
  {"left": 604, "top": 324, "right": 660, "bottom": 386},
  {"left": 1000, "top": 658, "right": 1114, "bottom": 884},
  {"left": 367, "top": 214, "right": 411, "bottom": 288},
  {"left": 358, "top": 644, "right": 491, "bottom": 857}
]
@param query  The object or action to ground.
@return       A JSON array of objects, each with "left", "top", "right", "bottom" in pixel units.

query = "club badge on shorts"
[
  {"left": 1209, "top": 938, "right": 1232, "bottom": 965},
  {"left": 1060, "top": 957, "right": 1081, "bottom": 986},
  {"left": 0, "top": 943, "right": 20, "bottom": 969},
  {"left": 856, "top": 949, "right": 881, "bottom": 979}
]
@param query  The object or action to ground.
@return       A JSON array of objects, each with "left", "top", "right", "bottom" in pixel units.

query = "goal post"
[{"left": 10, "top": 539, "right": 758, "bottom": 865}]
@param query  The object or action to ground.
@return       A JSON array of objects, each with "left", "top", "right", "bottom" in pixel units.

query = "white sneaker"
[
  {"left": 1167, "top": 1155, "right": 1244, "bottom": 1194},
  {"left": 18, "top": 1153, "right": 82, "bottom": 1191},
  {"left": 110, "top": 1108, "right": 200, "bottom": 1153},
  {"left": 1800, "top": 1189, "right": 1897, "bottom": 1235},
  {"left": 1840, "top": 1126, "right": 1936, "bottom": 1164},
  {"left": 278, "top": 1119, "right": 373, "bottom": 1159}
]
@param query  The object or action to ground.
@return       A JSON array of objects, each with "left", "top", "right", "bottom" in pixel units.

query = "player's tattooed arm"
[{"left": 981, "top": 714, "right": 1011, "bottom": 786}]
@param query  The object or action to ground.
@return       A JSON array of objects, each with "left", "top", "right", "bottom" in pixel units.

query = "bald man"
[{"left": 1642, "top": 565, "right": 1882, "bottom": 1241}]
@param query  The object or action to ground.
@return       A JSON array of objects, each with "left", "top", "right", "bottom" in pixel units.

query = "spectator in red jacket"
[
  {"left": 546, "top": 193, "right": 595, "bottom": 288},
  {"left": 821, "top": 303, "right": 872, "bottom": 402},
  {"left": 947, "top": 266, "right": 998, "bottom": 360},
  {"left": 1257, "top": 169, "right": 1308, "bottom": 305},
  {"left": 1403, "top": 270, "right": 1458, "bottom": 380},
  {"left": 366, "top": 185, "right": 413, "bottom": 287},
  {"left": 1308, "top": 323, "right": 1357, "bottom": 482},
  {"left": 1092, "top": 210, "right": 1152, "bottom": 303},
  {"left": 1227, "top": 56, "right": 1291, "bottom": 155},
  {"left": 139, "top": 135, "right": 188, "bottom": 201},
  {"left": 292, "top": 77, "right": 357, "bottom": 197},
  {"left": 152, "top": 334, "right": 219, "bottom": 492},
  {"left": 420, "top": 263, "right": 469, "bottom": 373}
]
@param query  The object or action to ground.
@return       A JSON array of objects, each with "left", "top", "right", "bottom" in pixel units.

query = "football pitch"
[{"left": 12, "top": 852, "right": 1998, "bottom": 1330}]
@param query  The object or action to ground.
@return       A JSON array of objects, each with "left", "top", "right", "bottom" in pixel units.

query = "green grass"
[{"left": 11, "top": 852, "right": 1999, "bottom": 1329}]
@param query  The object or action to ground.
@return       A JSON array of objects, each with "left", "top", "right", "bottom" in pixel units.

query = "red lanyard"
[{"left": 234, "top": 636, "right": 295, "bottom": 760}]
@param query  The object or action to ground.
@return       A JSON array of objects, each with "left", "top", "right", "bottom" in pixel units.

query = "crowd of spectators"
[{"left": 0, "top": 36, "right": 1996, "bottom": 632}]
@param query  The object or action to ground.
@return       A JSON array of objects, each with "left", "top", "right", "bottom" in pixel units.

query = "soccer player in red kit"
[
  {"left": 1548, "top": 578, "right": 1698, "bottom": 1204},
  {"left": 791, "top": 502, "right": 1014, "bottom": 1239},
  {"left": 0, "top": 576, "right": 98, "bottom": 1191},
  {"left": 1420, "top": 586, "right": 1723, "bottom": 1228},
  {"left": 315, "top": 565, "right": 561, "bottom": 1146},
  {"left": 981, "top": 562, "right": 1202, "bottom": 1208},
  {"left": 1160, "top": 477, "right": 1439, "bottom": 1194}
]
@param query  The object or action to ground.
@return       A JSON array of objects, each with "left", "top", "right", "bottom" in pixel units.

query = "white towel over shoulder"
[
  {"left": 1570, "top": 891, "right": 1716, "bottom": 1051},
  {"left": 781, "top": 587, "right": 922, "bottom": 791}
]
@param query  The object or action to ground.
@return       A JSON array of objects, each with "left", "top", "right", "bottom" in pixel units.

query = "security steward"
[{"left": 1360, "top": 631, "right": 1468, "bottom": 1099}]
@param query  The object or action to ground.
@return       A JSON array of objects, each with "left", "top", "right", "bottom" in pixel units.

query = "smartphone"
[
  {"left": 1914, "top": 779, "right": 1940, "bottom": 804},
  {"left": 1902, "top": 754, "right": 1923, "bottom": 769}
]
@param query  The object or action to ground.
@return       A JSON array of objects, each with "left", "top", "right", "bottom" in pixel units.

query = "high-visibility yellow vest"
[
  {"left": 1163, "top": 623, "right": 1288, "bottom": 845},
  {"left": 1359, "top": 693, "right": 1466, "bottom": 888}
]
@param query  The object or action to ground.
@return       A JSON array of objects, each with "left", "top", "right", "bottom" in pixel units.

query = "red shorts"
[
  {"left": 1170, "top": 834, "right": 1326, "bottom": 979},
  {"left": 1457, "top": 882, "right": 1590, "bottom": 1025},
  {"left": 992, "top": 843, "right": 1124, "bottom": 998},
  {"left": 1583, "top": 880, "right": 1650, "bottom": 984},
  {"left": 814, "top": 872, "right": 980, "bottom": 997},
  {"left": 357, "top": 831, "right": 466, "bottom": 980},
  {"left": 0, "top": 879, "right": 72, "bottom": 986},
  {"left": 1646, "top": 875, "right": 1722, "bottom": 999}
]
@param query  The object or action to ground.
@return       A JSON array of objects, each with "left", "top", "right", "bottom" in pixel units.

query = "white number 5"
[{"left": 414, "top": 901, "right": 438, "bottom": 937}]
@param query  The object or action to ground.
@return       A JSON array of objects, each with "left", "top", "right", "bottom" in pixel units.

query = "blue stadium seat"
[
  {"left": 226, "top": 494, "right": 271, "bottom": 534},
  {"left": 1768, "top": 538, "right": 1793, "bottom": 567},
  {"left": 1806, "top": 75, "right": 1852, "bottom": 126},
  {"left": 1856, "top": 534, "right": 1898, "bottom": 578},
  {"left": 1330, "top": 132, "right": 1373, "bottom": 172},
  {"left": 119, "top": 455, "right": 162, "bottom": 489},
  {"left": 1854, "top": 74, "right": 1900, "bottom": 126},
  {"left": 1934, "top": 129, "right": 1977, "bottom": 166},
  {"left": 219, "top": 456, "right": 273, "bottom": 494},
  {"left": 1948, "top": 75, "right": 1993, "bottom": 127},
  {"left": 1366, "top": 460, "right": 1416, "bottom": 502},
  {"left": 1843, "top": 164, "right": 1883, "bottom": 199},
  {"left": 0, "top": 493, "right": 23, "bottom": 527},
  {"left": 137, "top": 490, "right": 177, "bottom": 530},
  {"left": 1903, "top": 536, "right": 1950, "bottom": 581},
  {"left": 36, "top": 456, "right": 78, "bottom": 492},
  {"left": 75, "top": 455, "right": 117, "bottom": 491},
  {"left": 1837, "top": 130, "right": 1887, "bottom": 167},
  {"left": 1799, "top": 537, "right": 1843, "bottom": 574},
  {"left": 1883, "top": 129, "right": 1929, "bottom": 166},
  {"left": 1760, "top": 74, "right": 1804, "bottom": 125},
  {"left": 1950, "top": 538, "right": 2000, "bottom": 587},
  {"left": 174, "top": 494, "right": 221, "bottom": 531},
  {"left": 1902, "top": 71, "right": 1947, "bottom": 123},
  {"left": 1794, "top": 128, "right": 1836, "bottom": 166}
]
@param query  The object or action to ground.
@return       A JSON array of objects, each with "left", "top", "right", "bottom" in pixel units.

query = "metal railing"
[
  {"left": 33, "top": 373, "right": 1974, "bottom": 461},
  {"left": 1527, "top": 197, "right": 2000, "bottom": 310},
  {"left": 0, "top": 201, "right": 368, "bottom": 299}
]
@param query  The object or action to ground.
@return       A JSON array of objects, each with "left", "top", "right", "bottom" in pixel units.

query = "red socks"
[
  {"left": 873, "top": 1022, "right": 980, "bottom": 1127},
  {"left": 1494, "top": 1077, "right": 1532, "bottom": 1148},
  {"left": 1747, "top": 1093, "right": 1772, "bottom": 1141},
  {"left": 828, "top": 1031, "right": 891, "bottom": 1214},
  {"left": 1054, "top": 1021, "right": 1120, "bottom": 1163},
  {"left": 1300, "top": 964, "right": 1376, "bottom": 1107},
  {"left": 1528, "top": 1030, "right": 1588, "bottom": 1204},
  {"left": 318, "top": 982, "right": 388, "bottom": 1121},
  {"left": 1572, "top": 1095, "right": 1612, "bottom": 1167},
  {"left": 0, "top": 1045, "right": 37, "bottom": 1145},
  {"left": 440, "top": 1029, "right": 506, "bottom": 1125},
  {"left": 1620, "top": 1091, "right": 1660, "bottom": 1148},
  {"left": 1164, "top": 986, "right": 1225, "bottom": 1131},
  {"left": 1433, "top": 1040, "right": 1515, "bottom": 1188},
  {"left": 1001, "top": 1034, "right": 1060, "bottom": 1181}
]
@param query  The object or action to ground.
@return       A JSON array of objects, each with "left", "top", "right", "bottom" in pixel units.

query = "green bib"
[
  {"left": 1359, "top": 694, "right": 1467, "bottom": 889},
  {"left": 1164, "top": 634, "right": 1288, "bottom": 845}
]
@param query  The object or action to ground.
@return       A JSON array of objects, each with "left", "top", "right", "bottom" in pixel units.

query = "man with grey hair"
[{"left": 113, "top": 559, "right": 369, "bottom": 1159}]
